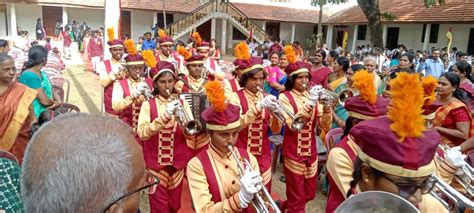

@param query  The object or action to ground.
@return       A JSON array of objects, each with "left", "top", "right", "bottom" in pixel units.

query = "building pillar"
[
  {"left": 221, "top": 18, "right": 227, "bottom": 55},
  {"left": 262, "top": 21, "right": 266, "bottom": 31},
  {"left": 423, "top": 24, "right": 431, "bottom": 51},
  {"left": 382, "top": 24, "right": 388, "bottom": 48},
  {"left": 104, "top": 0, "right": 121, "bottom": 59},
  {"left": 153, "top": 12, "right": 158, "bottom": 27},
  {"left": 6, "top": 3, "right": 17, "bottom": 37},
  {"left": 351, "top": 24, "right": 358, "bottom": 53},
  {"left": 290, "top": 23, "right": 295, "bottom": 43},
  {"left": 326, "top": 24, "right": 333, "bottom": 50},
  {"left": 62, "top": 7, "right": 68, "bottom": 31},
  {"left": 227, "top": 22, "right": 232, "bottom": 52},
  {"left": 211, "top": 17, "right": 216, "bottom": 39}
]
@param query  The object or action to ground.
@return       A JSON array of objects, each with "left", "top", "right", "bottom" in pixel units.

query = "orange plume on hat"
[
  {"left": 158, "top": 29, "right": 167, "bottom": 39},
  {"left": 388, "top": 72, "right": 425, "bottom": 140},
  {"left": 352, "top": 70, "right": 377, "bottom": 105},
  {"left": 421, "top": 75, "right": 438, "bottom": 107},
  {"left": 234, "top": 42, "right": 250, "bottom": 60},
  {"left": 123, "top": 39, "right": 137, "bottom": 56},
  {"left": 142, "top": 49, "right": 157, "bottom": 68},
  {"left": 192, "top": 32, "right": 202, "bottom": 47},
  {"left": 204, "top": 80, "right": 227, "bottom": 112},
  {"left": 284, "top": 45, "right": 297, "bottom": 64},
  {"left": 107, "top": 28, "right": 114, "bottom": 42},
  {"left": 177, "top": 46, "right": 192, "bottom": 60}
]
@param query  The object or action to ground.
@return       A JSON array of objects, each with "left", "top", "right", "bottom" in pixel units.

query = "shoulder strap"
[
  {"left": 237, "top": 148, "right": 250, "bottom": 162},
  {"left": 145, "top": 78, "right": 154, "bottom": 90},
  {"left": 196, "top": 151, "right": 222, "bottom": 203},
  {"left": 149, "top": 98, "right": 158, "bottom": 120},
  {"left": 237, "top": 90, "right": 249, "bottom": 114},
  {"left": 283, "top": 91, "right": 298, "bottom": 114},
  {"left": 229, "top": 79, "right": 238, "bottom": 92},
  {"left": 335, "top": 137, "right": 356, "bottom": 162},
  {"left": 104, "top": 60, "right": 112, "bottom": 73},
  {"left": 119, "top": 79, "right": 131, "bottom": 98},
  {"left": 210, "top": 59, "right": 216, "bottom": 70}
]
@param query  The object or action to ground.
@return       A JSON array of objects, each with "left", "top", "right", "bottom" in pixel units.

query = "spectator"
[
  {"left": 326, "top": 50, "right": 339, "bottom": 70},
  {"left": 54, "top": 19, "right": 62, "bottom": 38},
  {"left": 417, "top": 48, "right": 444, "bottom": 78},
  {"left": 136, "top": 36, "right": 144, "bottom": 52},
  {"left": 21, "top": 113, "right": 153, "bottom": 212},
  {"left": 44, "top": 37, "right": 51, "bottom": 52},
  {"left": 88, "top": 30, "right": 103, "bottom": 73},
  {"left": 293, "top": 41, "right": 304, "bottom": 59},
  {"left": 334, "top": 44, "right": 342, "bottom": 54},
  {"left": 0, "top": 39, "right": 10, "bottom": 53},
  {"left": 141, "top": 32, "right": 156, "bottom": 51},
  {"left": 35, "top": 18, "right": 45, "bottom": 40},
  {"left": 269, "top": 38, "right": 282, "bottom": 56}
]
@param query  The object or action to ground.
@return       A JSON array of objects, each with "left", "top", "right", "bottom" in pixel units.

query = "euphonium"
[
  {"left": 166, "top": 89, "right": 202, "bottom": 136},
  {"left": 429, "top": 175, "right": 474, "bottom": 211},
  {"left": 227, "top": 145, "right": 281, "bottom": 213},
  {"left": 435, "top": 145, "right": 474, "bottom": 198},
  {"left": 256, "top": 87, "right": 306, "bottom": 131}
]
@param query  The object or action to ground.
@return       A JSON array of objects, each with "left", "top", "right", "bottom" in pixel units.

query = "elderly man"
[{"left": 21, "top": 113, "right": 156, "bottom": 212}]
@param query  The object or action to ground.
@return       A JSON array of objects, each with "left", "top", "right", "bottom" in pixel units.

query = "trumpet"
[
  {"left": 429, "top": 175, "right": 474, "bottom": 211},
  {"left": 256, "top": 87, "right": 307, "bottom": 131},
  {"left": 435, "top": 145, "right": 474, "bottom": 198},
  {"left": 166, "top": 89, "right": 202, "bottom": 136},
  {"left": 227, "top": 145, "right": 281, "bottom": 213},
  {"left": 319, "top": 89, "right": 355, "bottom": 106},
  {"left": 136, "top": 78, "right": 154, "bottom": 100}
]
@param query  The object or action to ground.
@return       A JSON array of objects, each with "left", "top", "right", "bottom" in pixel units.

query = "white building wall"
[
  {"left": 67, "top": 7, "right": 104, "bottom": 30},
  {"left": 15, "top": 4, "right": 42, "bottom": 37},
  {"left": 131, "top": 10, "right": 154, "bottom": 40},
  {"left": 294, "top": 23, "right": 315, "bottom": 49},
  {"left": 0, "top": 11, "right": 6, "bottom": 36},
  {"left": 279, "top": 22, "right": 292, "bottom": 43}
]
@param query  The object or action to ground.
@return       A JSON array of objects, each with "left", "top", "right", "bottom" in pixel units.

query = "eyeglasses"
[
  {"left": 100, "top": 171, "right": 160, "bottom": 212},
  {"left": 380, "top": 173, "right": 436, "bottom": 199}
]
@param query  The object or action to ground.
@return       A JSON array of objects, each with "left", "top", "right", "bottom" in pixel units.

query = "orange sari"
[
  {"left": 433, "top": 101, "right": 474, "bottom": 148},
  {"left": 0, "top": 82, "right": 37, "bottom": 164}
]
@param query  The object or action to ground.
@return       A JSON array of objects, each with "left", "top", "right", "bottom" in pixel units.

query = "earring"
[{"left": 364, "top": 178, "right": 369, "bottom": 182}]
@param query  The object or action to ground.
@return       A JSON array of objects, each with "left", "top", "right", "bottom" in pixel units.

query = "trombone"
[
  {"left": 227, "top": 145, "right": 281, "bottom": 213},
  {"left": 166, "top": 89, "right": 202, "bottom": 136},
  {"left": 257, "top": 87, "right": 307, "bottom": 131}
]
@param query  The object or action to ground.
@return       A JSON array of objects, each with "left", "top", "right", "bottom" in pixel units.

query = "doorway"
[
  {"left": 467, "top": 28, "right": 474, "bottom": 55},
  {"left": 266, "top": 22, "right": 280, "bottom": 40},
  {"left": 42, "top": 6, "right": 62, "bottom": 37},
  {"left": 386, "top": 27, "right": 399, "bottom": 50},
  {"left": 197, "top": 19, "right": 211, "bottom": 41},
  {"left": 120, "top": 11, "right": 131, "bottom": 39}
]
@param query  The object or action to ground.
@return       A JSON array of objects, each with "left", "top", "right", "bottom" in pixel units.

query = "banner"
[
  {"left": 446, "top": 27, "right": 453, "bottom": 52},
  {"left": 342, "top": 30, "right": 349, "bottom": 55}
]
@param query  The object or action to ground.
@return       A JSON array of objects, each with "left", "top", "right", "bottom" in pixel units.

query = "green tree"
[{"left": 310, "top": 0, "right": 346, "bottom": 49}]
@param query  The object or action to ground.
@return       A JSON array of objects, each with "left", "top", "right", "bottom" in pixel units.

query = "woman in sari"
[
  {"left": 0, "top": 54, "right": 37, "bottom": 164},
  {"left": 310, "top": 49, "right": 332, "bottom": 89},
  {"left": 452, "top": 61, "right": 474, "bottom": 111},
  {"left": 209, "top": 39, "right": 221, "bottom": 61},
  {"left": 329, "top": 56, "right": 349, "bottom": 91},
  {"left": 363, "top": 55, "right": 385, "bottom": 95},
  {"left": 331, "top": 64, "right": 366, "bottom": 128},
  {"left": 18, "top": 46, "right": 61, "bottom": 118},
  {"left": 265, "top": 52, "right": 288, "bottom": 97},
  {"left": 433, "top": 72, "right": 474, "bottom": 148}
]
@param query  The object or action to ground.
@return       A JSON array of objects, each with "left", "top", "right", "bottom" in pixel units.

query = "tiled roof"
[
  {"left": 232, "top": 2, "right": 323, "bottom": 23},
  {"left": 325, "top": 0, "right": 474, "bottom": 24},
  {"left": 121, "top": 0, "right": 201, "bottom": 13}
]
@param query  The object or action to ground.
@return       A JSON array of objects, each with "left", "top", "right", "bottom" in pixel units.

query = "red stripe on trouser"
[
  {"left": 281, "top": 165, "right": 317, "bottom": 213},
  {"left": 148, "top": 167, "right": 184, "bottom": 213}
]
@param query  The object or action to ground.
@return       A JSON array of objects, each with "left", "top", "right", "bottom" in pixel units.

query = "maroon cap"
[
  {"left": 239, "top": 57, "right": 264, "bottom": 74},
  {"left": 197, "top": 41, "right": 210, "bottom": 50},
  {"left": 202, "top": 103, "right": 241, "bottom": 131},
  {"left": 350, "top": 116, "right": 440, "bottom": 177},
  {"left": 344, "top": 95, "right": 390, "bottom": 120},
  {"left": 152, "top": 61, "right": 176, "bottom": 80},
  {"left": 285, "top": 61, "right": 311, "bottom": 77},
  {"left": 107, "top": 39, "right": 124, "bottom": 48},
  {"left": 124, "top": 54, "right": 144, "bottom": 65},
  {"left": 186, "top": 54, "right": 205, "bottom": 64},
  {"left": 159, "top": 36, "right": 174, "bottom": 45}
]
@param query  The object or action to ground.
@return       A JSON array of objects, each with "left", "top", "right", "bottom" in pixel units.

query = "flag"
[
  {"left": 342, "top": 30, "right": 349, "bottom": 55},
  {"left": 446, "top": 27, "right": 453, "bottom": 51},
  {"left": 248, "top": 27, "right": 253, "bottom": 41}
]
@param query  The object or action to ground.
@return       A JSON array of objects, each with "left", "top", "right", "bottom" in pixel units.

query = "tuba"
[
  {"left": 227, "top": 145, "right": 281, "bottom": 213},
  {"left": 257, "top": 87, "right": 307, "bottom": 131},
  {"left": 166, "top": 89, "right": 202, "bottom": 136}
]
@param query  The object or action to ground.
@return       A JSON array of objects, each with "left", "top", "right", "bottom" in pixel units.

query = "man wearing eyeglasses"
[{"left": 21, "top": 113, "right": 157, "bottom": 212}]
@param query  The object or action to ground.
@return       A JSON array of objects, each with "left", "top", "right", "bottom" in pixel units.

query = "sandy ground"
[{"left": 62, "top": 55, "right": 327, "bottom": 212}]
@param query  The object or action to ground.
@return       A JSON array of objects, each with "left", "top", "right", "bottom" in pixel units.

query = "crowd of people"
[{"left": 0, "top": 20, "right": 474, "bottom": 213}]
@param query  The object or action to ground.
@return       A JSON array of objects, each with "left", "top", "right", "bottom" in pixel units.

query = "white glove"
[
  {"left": 165, "top": 100, "right": 180, "bottom": 116},
  {"left": 136, "top": 82, "right": 150, "bottom": 94},
  {"left": 308, "top": 85, "right": 324, "bottom": 106},
  {"left": 132, "top": 88, "right": 142, "bottom": 99},
  {"left": 446, "top": 147, "right": 466, "bottom": 168},
  {"left": 257, "top": 95, "right": 278, "bottom": 111},
  {"left": 238, "top": 169, "right": 262, "bottom": 208}
]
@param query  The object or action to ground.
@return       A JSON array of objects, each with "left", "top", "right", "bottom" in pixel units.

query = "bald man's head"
[{"left": 21, "top": 113, "right": 145, "bottom": 212}]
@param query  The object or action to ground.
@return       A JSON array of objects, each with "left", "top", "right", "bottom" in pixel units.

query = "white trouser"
[{"left": 91, "top": 56, "right": 101, "bottom": 73}]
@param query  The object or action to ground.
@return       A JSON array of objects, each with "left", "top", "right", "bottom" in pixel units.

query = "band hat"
[
  {"left": 185, "top": 55, "right": 205, "bottom": 65},
  {"left": 158, "top": 29, "right": 174, "bottom": 45},
  {"left": 285, "top": 61, "right": 311, "bottom": 77},
  {"left": 201, "top": 81, "right": 241, "bottom": 131},
  {"left": 197, "top": 41, "right": 210, "bottom": 50},
  {"left": 240, "top": 57, "right": 264, "bottom": 74},
  {"left": 152, "top": 61, "right": 176, "bottom": 81}
]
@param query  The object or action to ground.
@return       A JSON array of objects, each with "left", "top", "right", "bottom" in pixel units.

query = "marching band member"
[
  {"left": 187, "top": 80, "right": 269, "bottom": 213},
  {"left": 278, "top": 45, "right": 332, "bottom": 212},
  {"left": 348, "top": 72, "right": 446, "bottom": 212},
  {"left": 175, "top": 46, "right": 207, "bottom": 93},
  {"left": 228, "top": 55, "right": 281, "bottom": 192},
  {"left": 325, "top": 70, "right": 390, "bottom": 212},
  {"left": 155, "top": 29, "right": 186, "bottom": 76},
  {"left": 224, "top": 42, "right": 248, "bottom": 95},
  {"left": 137, "top": 61, "right": 194, "bottom": 212},
  {"left": 195, "top": 35, "right": 221, "bottom": 77},
  {"left": 112, "top": 39, "right": 153, "bottom": 134},
  {"left": 99, "top": 28, "right": 125, "bottom": 117}
]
